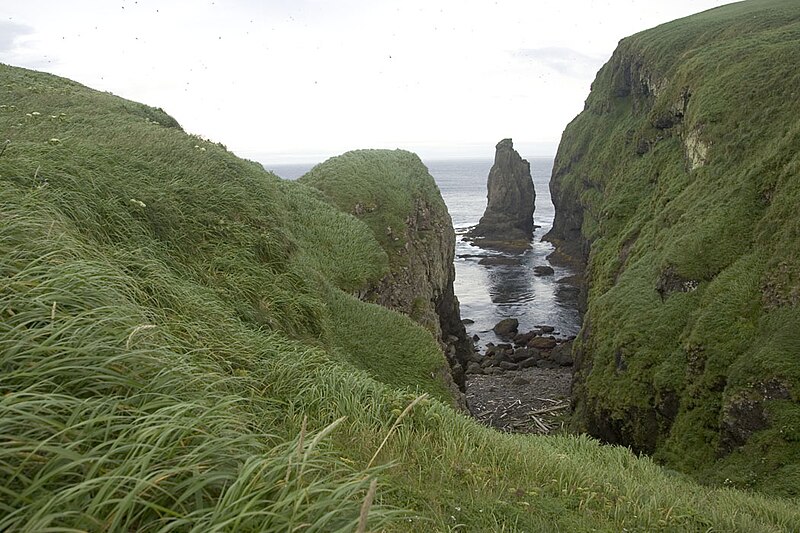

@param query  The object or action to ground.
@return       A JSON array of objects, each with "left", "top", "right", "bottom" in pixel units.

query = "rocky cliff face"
[
  {"left": 547, "top": 0, "right": 800, "bottom": 496},
  {"left": 299, "top": 150, "right": 473, "bottom": 406},
  {"left": 361, "top": 193, "right": 473, "bottom": 402},
  {"left": 467, "top": 139, "right": 535, "bottom": 245}
]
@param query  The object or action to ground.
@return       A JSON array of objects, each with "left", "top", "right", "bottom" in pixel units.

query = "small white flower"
[{"left": 129, "top": 199, "right": 147, "bottom": 208}]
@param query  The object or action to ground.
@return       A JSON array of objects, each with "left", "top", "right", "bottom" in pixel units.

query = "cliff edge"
[
  {"left": 300, "top": 150, "right": 473, "bottom": 404},
  {"left": 547, "top": 0, "right": 800, "bottom": 496}
]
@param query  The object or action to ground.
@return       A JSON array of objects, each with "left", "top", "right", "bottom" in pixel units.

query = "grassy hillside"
[
  {"left": 547, "top": 0, "right": 800, "bottom": 496},
  {"left": 300, "top": 149, "right": 446, "bottom": 268},
  {"left": 2, "top": 60, "right": 799, "bottom": 531}
]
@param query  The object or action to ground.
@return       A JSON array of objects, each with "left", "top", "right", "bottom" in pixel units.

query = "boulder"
[
  {"left": 508, "top": 347, "right": 533, "bottom": 363},
  {"left": 499, "top": 361, "right": 519, "bottom": 371},
  {"left": 513, "top": 331, "right": 536, "bottom": 346},
  {"left": 535, "top": 358, "right": 560, "bottom": 369},
  {"left": 538, "top": 325, "right": 556, "bottom": 333},
  {"left": 533, "top": 265, "right": 555, "bottom": 276},
  {"left": 493, "top": 348, "right": 514, "bottom": 363},
  {"left": 518, "top": 357, "right": 538, "bottom": 369},
  {"left": 550, "top": 340, "right": 574, "bottom": 366},
  {"left": 466, "top": 362, "right": 484, "bottom": 375},
  {"left": 493, "top": 318, "right": 519, "bottom": 338},
  {"left": 528, "top": 337, "right": 557, "bottom": 350}
]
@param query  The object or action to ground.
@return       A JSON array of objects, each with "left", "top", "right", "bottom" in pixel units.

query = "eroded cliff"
[
  {"left": 547, "top": 0, "right": 800, "bottom": 495},
  {"left": 299, "top": 150, "right": 472, "bottom": 404}
]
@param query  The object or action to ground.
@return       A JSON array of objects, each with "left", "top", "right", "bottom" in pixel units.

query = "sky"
[{"left": 1, "top": 0, "right": 738, "bottom": 164}]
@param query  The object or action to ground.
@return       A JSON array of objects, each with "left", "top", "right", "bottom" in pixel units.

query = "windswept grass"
[
  {"left": 277, "top": 180, "right": 389, "bottom": 293},
  {"left": 323, "top": 288, "right": 452, "bottom": 404},
  {"left": 0, "top": 194, "right": 400, "bottom": 532},
  {"left": 299, "top": 149, "right": 447, "bottom": 266},
  {"left": 1, "top": 54, "right": 800, "bottom": 531}
]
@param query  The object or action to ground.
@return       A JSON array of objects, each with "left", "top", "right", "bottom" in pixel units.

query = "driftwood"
[
  {"left": 465, "top": 366, "right": 573, "bottom": 435},
  {"left": 470, "top": 398, "right": 570, "bottom": 435},
  {"left": 528, "top": 403, "right": 570, "bottom": 416}
]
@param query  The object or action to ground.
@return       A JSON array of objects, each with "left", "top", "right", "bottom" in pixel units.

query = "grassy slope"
[
  {"left": 299, "top": 149, "right": 447, "bottom": 268},
  {"left": 550, "top": 0, "right": 800, "bottom": 496},
  {"left": 1, "top": 63, "right": 799, "bottom": 531}
]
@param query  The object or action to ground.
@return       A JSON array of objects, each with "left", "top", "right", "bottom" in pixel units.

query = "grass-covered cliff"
[
  {"left": 547, "top": 0, "right": 800, "bottom": 496},
  {"left": 300, "top": 151, "right": 473, "bottom": 400},
  {"left": 2, "top": 58, "right": 800, "bottom": 531}
]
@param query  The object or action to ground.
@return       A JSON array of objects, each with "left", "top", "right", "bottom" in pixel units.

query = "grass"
[
  {"left": 2, "top": 32, "right": 800, "bottom": 532},
  {"left": 0, "top": 194, "right": 398, "bottom": 532},
  {"left": 547, "top": 0, "right": 800, "bottom": 496},
  {"left": 277, "top": 180, "right": 389, "bottom": 293},
  {"left": 299, "top": 149, "right": 448, "bottom": 268}
]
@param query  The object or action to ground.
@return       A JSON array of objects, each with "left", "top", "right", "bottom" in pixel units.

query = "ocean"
[{"left": 267, "top": 156, "right": 582, "bottom": 347}]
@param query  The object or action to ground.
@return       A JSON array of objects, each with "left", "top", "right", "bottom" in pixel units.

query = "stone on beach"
[{"left": 493, "top": 318, "right": 519, "bottom": 338}]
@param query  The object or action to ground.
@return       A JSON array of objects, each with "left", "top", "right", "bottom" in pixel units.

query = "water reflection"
[
  {"left": 454, "top": 233, "right": 581, "bottom": 347},
  {"left": 486, "top": 259, "right": 536, "bottom": 304},
  {"left": 427, "top": 157, "right": 583, "bottom": 348}
]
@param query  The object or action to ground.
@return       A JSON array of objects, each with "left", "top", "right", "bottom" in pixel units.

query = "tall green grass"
[{"left": 0, "top": 194, "right": 399, "bottom": 531}]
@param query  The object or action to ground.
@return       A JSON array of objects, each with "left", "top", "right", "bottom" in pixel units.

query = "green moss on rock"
[{"left": 547, "top": 0, "right": 800, "bottom": 496}]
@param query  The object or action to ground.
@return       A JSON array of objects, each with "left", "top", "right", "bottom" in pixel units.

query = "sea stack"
[{"left": 467, "top": 138, "right": 535, "bottom": 245}]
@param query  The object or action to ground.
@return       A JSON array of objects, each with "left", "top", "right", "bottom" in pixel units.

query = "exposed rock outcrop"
[
  {"left": 466, "top": 139, "right": 535, "bottom": 246},
  {"left": 361, "top": 194, "right": 473, "bottom": 401}
]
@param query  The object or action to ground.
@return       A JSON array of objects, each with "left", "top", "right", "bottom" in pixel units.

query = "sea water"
[
  {"left": 427, "top": 157, "right": 581, "bottom": 347},
  {"left": 267, "top": 156, "right": 582, "bottom": 347}
]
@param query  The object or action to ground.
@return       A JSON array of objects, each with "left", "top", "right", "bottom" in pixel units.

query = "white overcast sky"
[{"left": 1, "top": 0, "right": 736, "bottom": 163}]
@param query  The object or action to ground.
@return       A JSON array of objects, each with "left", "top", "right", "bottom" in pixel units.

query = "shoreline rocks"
[
  {"left": 466, "top": 325, "right": 574, "bottom": 376},
  {"left": 492, "top": 318, "right": 519, "bottom": 338}
]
